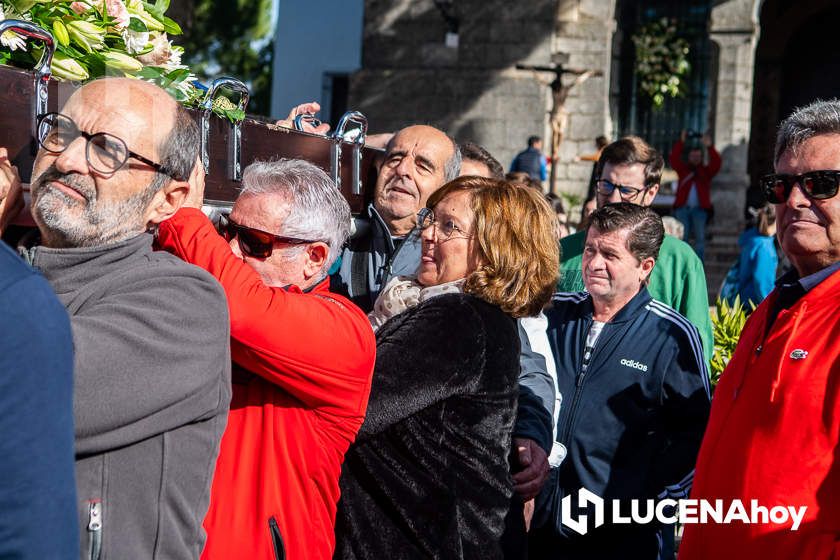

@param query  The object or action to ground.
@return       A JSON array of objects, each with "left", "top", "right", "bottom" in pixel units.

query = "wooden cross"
[{"left": 517, "top": 58, "right": 602, "bottom": 193}]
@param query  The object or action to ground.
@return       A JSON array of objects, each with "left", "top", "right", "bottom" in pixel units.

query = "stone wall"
[
  {"left": 349, "top": 0, "right": 620, "bottom": 198},
  {"left": 348, "top": 0, "right": 556, "bottom": 172}
]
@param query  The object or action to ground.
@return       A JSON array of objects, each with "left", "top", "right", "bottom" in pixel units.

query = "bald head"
[
  {"left": 30, "top": 77, "right": 199, "bottom": 248},
  {"left": 67, "top": 78, "right": 179, "bottom": 159},
  {"left": 374, "top": 124, "right": 461, "bottom": 235}
]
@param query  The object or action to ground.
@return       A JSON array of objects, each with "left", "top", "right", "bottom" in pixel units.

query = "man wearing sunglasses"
[
  {"left": 1, "top": 78, "right": 232, "bottom": 559},
  {"left": 680, "top": 100, "right": 840, "bottom": 560},
  {"left": 557, "top": 136, "right": 714, "bottom": 364},
  {"left": 156, "top": 158, "right": 376, "bottom": 560}
]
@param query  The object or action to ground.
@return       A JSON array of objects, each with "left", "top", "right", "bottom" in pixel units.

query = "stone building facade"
[{"left": 350, "top": 0, "right": 838, "bottom": 230}]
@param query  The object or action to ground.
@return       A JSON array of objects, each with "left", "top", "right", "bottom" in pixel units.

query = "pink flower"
[
  {"left": 105, "top": 0, "right": 130, "bottom": 29},
  {"left": 70, "top": 1, "right": 91, "bottom": 14},
  {"left": 137, "top": 33, "right": 171, "bottom": 66}
]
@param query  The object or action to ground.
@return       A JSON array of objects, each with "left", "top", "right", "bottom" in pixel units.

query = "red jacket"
[
  {"left": 669, "top": 140, "right": 721, "bottom": 210},
  {"left": 679, "top": 268, "right": 840, "bottom": 560},
  {"left": 157, "top": 208, "right": 376, "bottom": 560}
]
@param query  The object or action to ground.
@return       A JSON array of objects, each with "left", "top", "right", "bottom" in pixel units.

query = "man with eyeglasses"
[
  {"left": 680, "top": 99, "right": 840, "bottom": 560},
  {"left": 155, "top": 158, "right": 376, "bottom": 560},
  {"left": 0, "top": 77, "right": 232, "bottom": 559},
  {"left": 557, "top": 136, "right": 714, "bottom": 364}
]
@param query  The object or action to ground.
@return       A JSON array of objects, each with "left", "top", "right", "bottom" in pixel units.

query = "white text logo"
[
  {"left": 620, "top": 358, "right": 648, "bottom": 372},
  {"left": 560, "top": 488, "right": 807, "bottom": 536}
]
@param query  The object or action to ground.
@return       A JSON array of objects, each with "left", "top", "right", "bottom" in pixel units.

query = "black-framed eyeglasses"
[
  {"left": 416, "top": 207, "right": 472, "bottom": 239},
  {"left": 218, "top": 213, "right": 322, "bottom": 259},
  {"left": 760, "top": 170, "right": 840, "bottom": 204},
  {"left": 595, "top": 179, "right": 650, "bottom": 200},
  {"left": 36, "top": 112, "right": 182, "bottom": 180}
]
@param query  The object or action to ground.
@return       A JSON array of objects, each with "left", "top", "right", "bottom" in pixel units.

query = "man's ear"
[
  {"left": 302, "top": 242, "right": 329, "bottom": 280},
  {"left": 642, "top": 183, "right": 660, "bottom": 206},
  {"left": 640, "top": 256, "right": 656, "bottom": 282},
  {"left": 146, "top": 179, "right": 190, "bottom": 225}
]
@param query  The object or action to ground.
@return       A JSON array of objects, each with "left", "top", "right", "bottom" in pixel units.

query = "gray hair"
[
  {"left": 775, "top": 99, "right": 840, "bottom": 165},
  {"left": 239, "top": 159, "right": 351, "bottom": 280},
  {"left": 444, "top": 141, "right": 462, "bottom": 182},
  {"left": 148, "top": 104, "right": 200, "bottom": 192}
]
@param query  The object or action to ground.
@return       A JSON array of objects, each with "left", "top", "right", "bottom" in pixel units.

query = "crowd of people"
[{"left": 0, "top": 75, "right": 837, "bottom": 560}]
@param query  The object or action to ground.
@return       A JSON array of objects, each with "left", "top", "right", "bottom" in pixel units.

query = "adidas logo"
[{"left": 620, "top": 358, "right": 648, "bottom": 372}]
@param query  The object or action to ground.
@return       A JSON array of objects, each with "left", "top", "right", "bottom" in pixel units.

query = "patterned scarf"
[{"left": 368, "top": 275, "right": 465, "bottom": 331}]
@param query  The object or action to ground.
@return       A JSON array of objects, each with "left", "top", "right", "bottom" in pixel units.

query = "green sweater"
[{"left": 558, "top": 230, "right": 714, "bottom": 362}]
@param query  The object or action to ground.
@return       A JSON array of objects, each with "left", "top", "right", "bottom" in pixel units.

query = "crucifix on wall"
[{"left": 517, "top": 54, "right": 602, "bottom": 193}]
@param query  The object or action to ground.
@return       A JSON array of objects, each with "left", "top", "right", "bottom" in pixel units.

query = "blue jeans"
[{"left": 674, "top": 206, "right": 707, "bottom": 261}]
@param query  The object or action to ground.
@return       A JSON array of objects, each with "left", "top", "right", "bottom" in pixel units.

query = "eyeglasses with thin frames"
[
  {"left": 36, "top": 112, "right": 182, "bottom": 180},
  {"left": 416, "top": 207, "right": 473, "bottom": 239}
]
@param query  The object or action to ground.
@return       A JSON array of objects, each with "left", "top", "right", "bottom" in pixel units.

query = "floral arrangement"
[
  {"left": 0, "top": 0, "right": 244, "bottom": 121},
  {"left": 632, "top": 18, "right": 691, "bottom": 109}
]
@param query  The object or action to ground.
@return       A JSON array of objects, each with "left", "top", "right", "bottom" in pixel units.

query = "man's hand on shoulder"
[{"left": 512, "top": 437, "right": 550, "bottom": 501}]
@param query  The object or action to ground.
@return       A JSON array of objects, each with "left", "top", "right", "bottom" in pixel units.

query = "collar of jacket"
[
  {"left": 30, "top": 233, "right": 154, "bottom": 296},
  {"left": 583, "top": 285, "right": 653, "bottom": 324},
  {"left": 365, "top": 203, "right": 419, "bottom": 253}
]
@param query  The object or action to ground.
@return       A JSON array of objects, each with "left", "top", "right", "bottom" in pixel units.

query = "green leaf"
[
  {"left": 155, "top": 0, "right": 171, "bottom": 11},
  {"left": 142, "top": 2, "right": 164, "bottom": 20},
  {"left": 162, "top": 17, "right": 181, "bottom": 35},
  {"left": 164, "top": 67, "right": 189, "bottom": 82},
  {"left": 8, "top": 0, "right": 37, "bottom": 13},
  {"left": 128, "top": 17, "right": 149, "bottom": 33},
  {"left": 136, "top": 65, "right": 166, "bottom": 79}
]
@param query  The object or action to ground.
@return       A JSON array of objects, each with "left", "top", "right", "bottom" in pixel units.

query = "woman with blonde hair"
[{"left": 335, "top": 176, "right": 559, "bottom": 559}]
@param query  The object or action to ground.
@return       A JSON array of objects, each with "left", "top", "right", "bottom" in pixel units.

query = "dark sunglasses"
[
  {"left": 760, "top": 170, "right": 840, "bottom": 204},
  {"left": 218, "top": 213, "right": 322, "bottom": 258}
]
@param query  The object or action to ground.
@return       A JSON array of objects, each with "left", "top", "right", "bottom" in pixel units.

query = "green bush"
[{"left": 709, "top": 296, "right": 751, "bottom": 391}]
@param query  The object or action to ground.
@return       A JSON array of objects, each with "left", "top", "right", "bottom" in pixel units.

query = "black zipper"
[{"left": 268, "top": 516, "right": 286, "bottom": 560}]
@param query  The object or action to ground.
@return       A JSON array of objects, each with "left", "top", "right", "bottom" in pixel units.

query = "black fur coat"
[{"left": 334, "top": 293, "right": 520, "bottom": 559}]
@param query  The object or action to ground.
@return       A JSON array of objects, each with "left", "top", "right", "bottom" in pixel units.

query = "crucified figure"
[{"left": 517, "top": 62, "right": 602, "bottom": 192}]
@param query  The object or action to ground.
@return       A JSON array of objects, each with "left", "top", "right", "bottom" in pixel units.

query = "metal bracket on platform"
[
  {"left": 330, "top": 111, "right": 367, "bottom": 195},
  {"left": 0, "top": 20, "right": 55, "bottom": 147},
  {"left": 200, "top": 77, "right": 250, "bottom": 180}
]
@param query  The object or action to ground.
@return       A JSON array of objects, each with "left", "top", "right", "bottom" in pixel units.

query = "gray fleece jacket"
[{"left": 30, "top": 233, "right": 231, "bottom": 560}]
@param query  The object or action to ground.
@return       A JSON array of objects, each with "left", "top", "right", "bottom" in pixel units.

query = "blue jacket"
[
  {"left": 0, "top": 241, "right": 77, "bottom": 559},
  {"left": 510, "top": 147, "right": 547, "bottom": 181},
  {"left": 531, "top": 288, "right": 710, "bottom": 556},
  {"left": 736, "top": 227, "right": 778, "bottom": 308}
]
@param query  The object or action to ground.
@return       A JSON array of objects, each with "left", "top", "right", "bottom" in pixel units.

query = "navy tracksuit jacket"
[{"left": 530, "top": 288, "right": 711, "bottom": 559}]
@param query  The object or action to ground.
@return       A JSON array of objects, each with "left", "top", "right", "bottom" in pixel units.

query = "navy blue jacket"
[
  {"left": 0, "top": 241, "right": 77, "bottom": 559},
  {"left": 531, "top": 288, "right": 710, "bottom": 556},
  {"left": 509, "top": 147, "right": 546, "bottom": 181}
]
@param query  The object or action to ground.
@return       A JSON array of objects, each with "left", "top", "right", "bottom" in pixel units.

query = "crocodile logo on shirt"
[{"left": 620, "top": 358, "right": 648, "bottom": 372}]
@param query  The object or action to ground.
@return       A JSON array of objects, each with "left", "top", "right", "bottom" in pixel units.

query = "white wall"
[{"left": 270, "top": 0, "right": 363, "bottom": 122}]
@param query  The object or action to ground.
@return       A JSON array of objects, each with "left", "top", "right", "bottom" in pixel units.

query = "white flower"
[
  {"left": 122, "top": 28, "right": 149, "bottom": 53},
  {"left": 1, "top": 30, "right": 26, "bottom": 51},
  {"left": 0, "top": 6, "right": 26, "bottom": 51}
]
